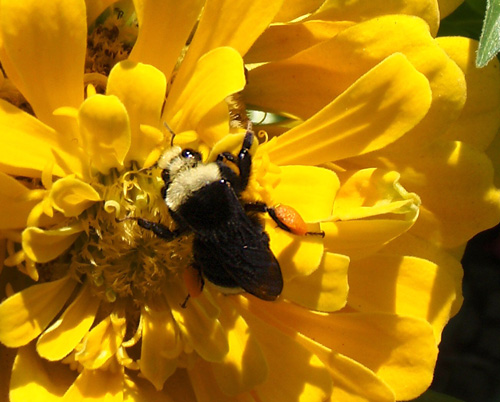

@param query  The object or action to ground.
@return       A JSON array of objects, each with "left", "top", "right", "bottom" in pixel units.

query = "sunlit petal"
[
  {"left": 282, "top": 252, "right": 349, "bottom": 312},
  {"left": 0, "top": 276, "right": 77, "bottom": 347},
  {"left": 78, "top": 94, "right": 131, "bottom": 174},
  {"left": 62, "top": 368, "right": 123, "bottom": 402},
  {"left": 438, "top": 37, "right": 500, "bottom": 150},
  {"left": 0, "top": 100, "right": 85, "bottom": 178},
  {"left": 130, "top": 0, "right": 204, "bottom": 80},
  {"left": 22, "top": 225, "right": 84, "bottom": 263},
  {"left": 37, "top": 283, "right": 100, "bottom": 361},
  {"left": 0, "top": 0, "right": 85, "bottom": 132},
  {"left": 265, "top": 53, "right": 431, "bottom": 165},
  {"left": 75, "top": 311, "right": 126, "bottom": 370},
  {"left": 10, "top": 344, "right": 75, "bottom": 402},
  {"left": 107, "top": 61, "right": 167, "bottom": 165},
  {"left": 270, "top": 165, "right": 339, "bottom": 222}
]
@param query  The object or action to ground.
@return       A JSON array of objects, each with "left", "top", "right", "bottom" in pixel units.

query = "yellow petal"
[
  {"left": 188, "top": 359, "right": 247, "bottom": 402},
  {"left": 328, "top": 353, "right": 396, "bottom": 402},
  {"left": 164, "top": 47, "right": 245, "bottom": 135},
  {"left": 63, "top": 368, "right": 123, "bottom": 402},
  {"left": 348, "top": 254, "right": 459, "bottom": 342},
  {"left": 282, "top": 252, "right": 349, "bottom": 312},
  {"left": 0, "top": 0, "right": 85, "bottom": 131},
  {"left": 251, "top": 299, "right": 437, "bottom": 401},
  {"left": 22, "top": 225, "right": 83, "bottom": 263},
  {"left": 75, "top": 311, "right": 126, "bottom": 370},
  {"left": 395, "top": 140, "right": 500, "bottom": 247},
  {"left": 107, "top": 61, "right": 167, "bottom": 165},
  {"left": 439, "top": 0, "right": 464, "bottom": 18},
  {"left": 10, "top": 344, "right": 76, "bottom": 402},
  {"left": 49, "top": 176, "right": 101, "bottom": 217},
  {"left": 139, "top": 306, "right": 181, "bottom": 391},
  {"left": 36, "top": 283, "right": 100, "bottom": 361},
  {"left": 234, "top": 298, "right": 333, "bottom": 402},
  {"left": 246, "top": 15, "right": 464, "bottom": 149},
  {"left": 311, "top": 0, "right": 439, "bottom": 36},
  {"left": 0, "top": 100, "right": 85, "bottom": 177},
  {"left": 265, "top": 53, "right": 431, "bottom": 165},
  {"left": 165, "top": 280, "right": 229, "bottom": 362},
  {"left": 245, "top": 20, "right": 354, "bottom": 63},
  {"left": 0, "top": 276, "right": 77, "bottom": 347},
  {"left": 382, "top": 232, "right": 464, "bottom": 317},
  {"left": 437, "top": 37, "right": 500, "bottom": 150},
  {"left": 124, "top": 373, "right": 184, "bottom": 402},
  {"left": 211, "top": 295, "right": 268, "bottom": 396},
  {"left": 78, "top": 94, "right": 131, "bottom": 174},
  {"left": 271, "top": 165, "right": 339, "bottom": 222},
  {"left": 0, "top": 171, "right": 39, "bottom": 229},
  {"left": 322, "top": 219, "right": 417, "bottom": 261},
  {"left": 273, "top": 0, "right": 324, "bottom": 22},
  {"left": 267, "top": 222, "right": 324, "bottom": 281},
  {"left": 174, "top": 0, "right": 284, "bottom": 88},
  {"left": 333, "top": 168, "right": 420, "bottom": 221},
  {"left": 129, "top": 0, "right": 204, "bottom": 80}
]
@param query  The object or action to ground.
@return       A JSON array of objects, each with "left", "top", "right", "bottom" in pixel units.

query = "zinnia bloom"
[{"left": 0, "top": 0, "right": 499, "bottom": 401}]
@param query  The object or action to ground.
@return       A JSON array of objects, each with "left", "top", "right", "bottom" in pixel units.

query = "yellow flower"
[{"left": 0, "top": 1, "right": 499, "bottom": 401}]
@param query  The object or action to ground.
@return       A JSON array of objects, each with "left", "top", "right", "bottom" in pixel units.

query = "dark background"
[{"left": 430, "top": 224, "right": 500, "bottom": 401}]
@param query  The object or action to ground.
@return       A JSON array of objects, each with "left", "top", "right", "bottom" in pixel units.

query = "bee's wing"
[{"left": 192, "top": 193, "right": 283, "bottom": 301}]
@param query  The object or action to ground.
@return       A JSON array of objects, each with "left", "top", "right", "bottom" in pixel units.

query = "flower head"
[{"left": 0, "top": 0, "right": 499, "bottom": 401}]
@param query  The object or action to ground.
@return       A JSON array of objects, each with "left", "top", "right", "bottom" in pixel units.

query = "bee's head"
[{"left": 158, "top": 146, "right": 202, "bottom": 181}]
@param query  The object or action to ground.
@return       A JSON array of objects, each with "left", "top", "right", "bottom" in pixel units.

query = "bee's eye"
[{"left": 181, "top": 149, "right": 202, "bottom": 161}]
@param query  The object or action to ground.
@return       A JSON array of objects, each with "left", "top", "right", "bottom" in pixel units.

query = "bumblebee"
[{"left": 137, "top": 128, "right": 321, "bottom": 305}]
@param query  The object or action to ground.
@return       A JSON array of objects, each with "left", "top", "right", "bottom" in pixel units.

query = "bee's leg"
[
  {"left": 245, "top": 202, "right": 325, "bottom": 237},
  {"left": 135, "top": 218, "right": 186, "bottom": 241},
  {"left": 236, "top": 128, "right": 254, "bottom": 191}
]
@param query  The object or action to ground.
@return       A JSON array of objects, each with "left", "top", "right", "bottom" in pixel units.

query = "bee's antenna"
[{"left": 163, "top": 122, "right": 176, "bottom": 146}]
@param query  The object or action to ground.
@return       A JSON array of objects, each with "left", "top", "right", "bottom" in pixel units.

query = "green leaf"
[
  {"left": 411, "top": 389, "right": 465, "bottom": 402},
  {"left": 476, "top": 0, "right": 500, "bottom": 67}
]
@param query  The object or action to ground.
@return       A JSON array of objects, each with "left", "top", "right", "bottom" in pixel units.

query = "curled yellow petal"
[
  {"left": 107, "top": 61, "right": 167, "bottom": 165},
  {"left": 37, "top": 283, "right": 100, "bottom": 361},
  {"left": 266, "top": 53, "right": 431, "bottom": 165},
  {"left": 333, "top": 168, "right": 420, "bottom": 221},
  {"left": 22, "top": 224, "right": 83, "bottom": 263},
  {"left": 78, "top": 94, "right": 131, "bottom": 174},
  {"left": 49, "top": 176, "right": 101, "bottom": 217},
  {"left": 0, "top": 276, "right": 76, "bottom": 347}
]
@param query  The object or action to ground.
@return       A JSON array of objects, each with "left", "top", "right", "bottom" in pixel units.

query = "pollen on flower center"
[{"left": 69, "top": 166, "right": 193, "bottom": 305}]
